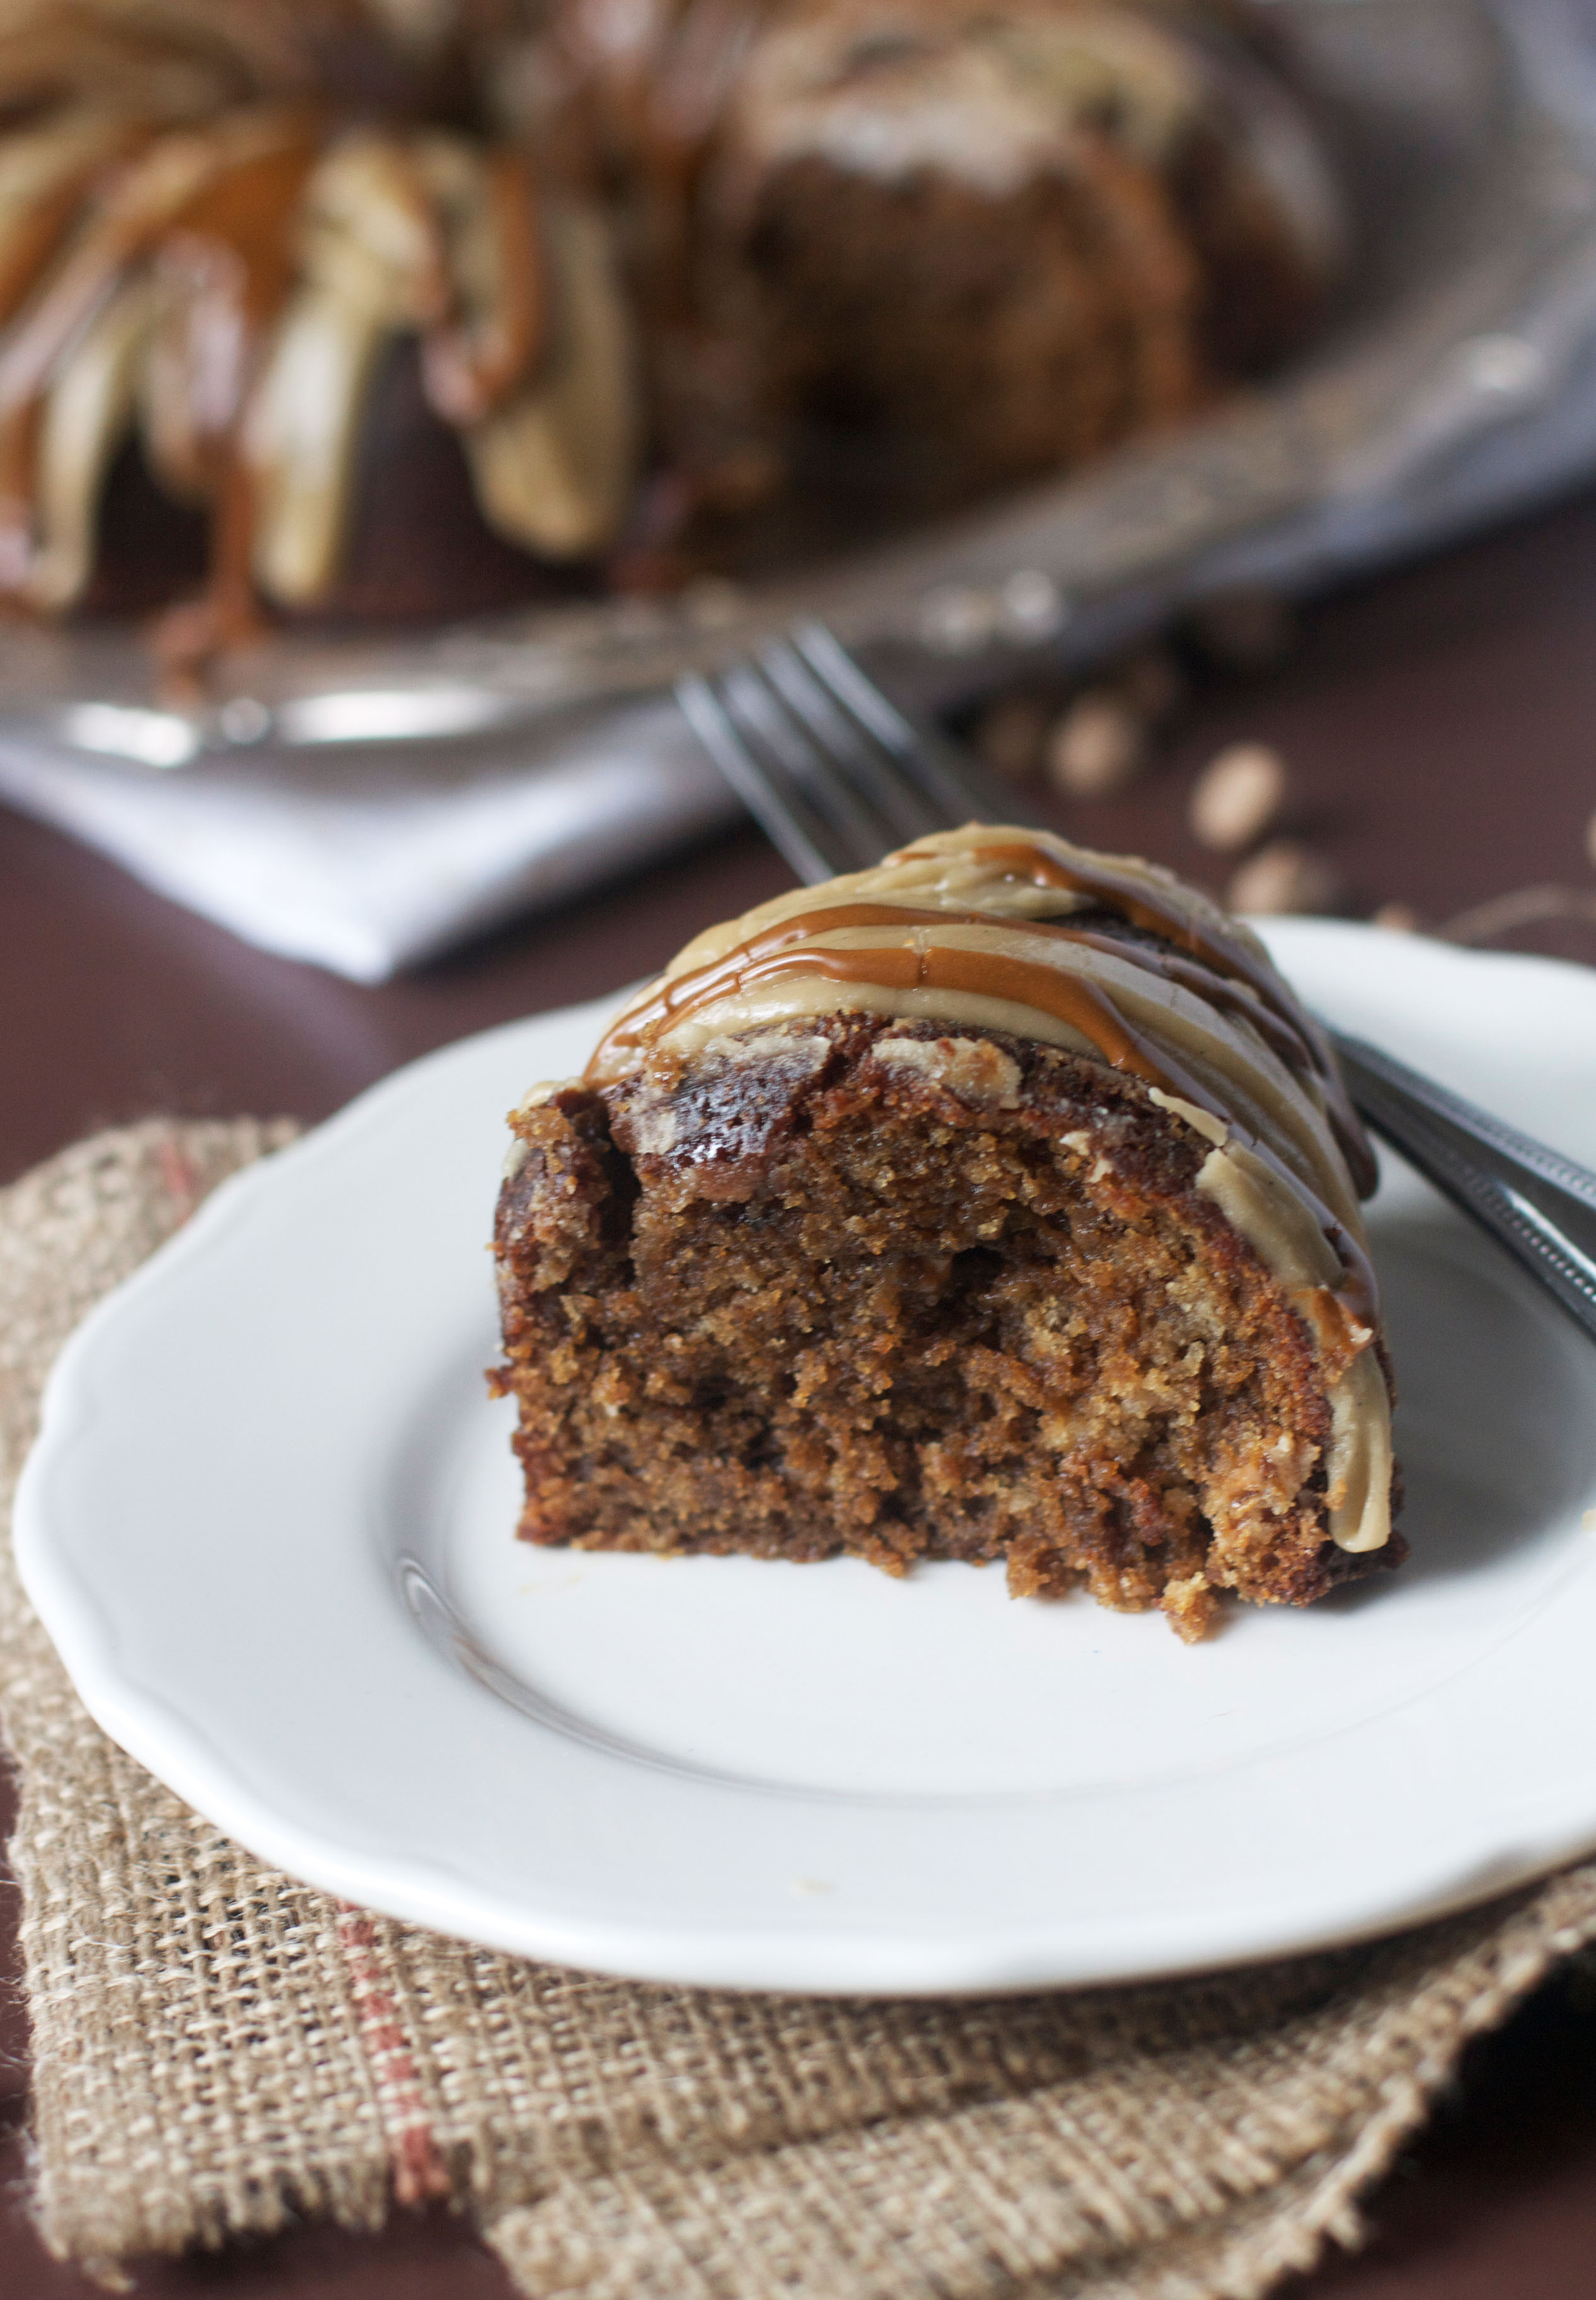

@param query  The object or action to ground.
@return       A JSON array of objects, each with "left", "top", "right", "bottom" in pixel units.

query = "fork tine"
[
  {"left": 756, "top": 639, "right": 946, "bottom": 849},
  {"left": 678, "top": 622, "right": 1048, "bottom": 890},
  {"left": 792, "top": 623, "right": 1044, "bottom": 833},
  {"left": 715, "top": 663, "right": 888, "bottom": 875},
  {"left": 676, "top": 673, "right": 853, "bottom": 885}
]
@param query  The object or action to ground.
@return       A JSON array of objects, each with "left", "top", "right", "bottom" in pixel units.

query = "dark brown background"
[{"left": 6, "top": 488, "right": 1596, "bottom": 2294}]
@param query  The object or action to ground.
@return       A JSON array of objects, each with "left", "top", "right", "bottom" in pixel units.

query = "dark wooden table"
[{"left": 6, "top": 490, "right": 1596, "bottom": 2296}]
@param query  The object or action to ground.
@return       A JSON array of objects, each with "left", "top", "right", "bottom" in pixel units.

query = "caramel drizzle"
[
  {"left": 421, "top": 148, "right": 546, "bottom": 425},
  {"left": 149, "top": 131, "right": 326, "bottom": 660},
  {"left": 0, "top": 111, "right": 552, "bottom": 649},
  {"left": 0, "top": 127, "right": 149, "bottom": 330},
  {"left": 565, "top": 0, "right": 780, "bottom": 322},
  {"left": 158, "top": 125, "right": 409, "bottom": 667},
  {"left": 0, "top": 115, "right": 315, "bottom": 610},
  {"left": 0, "top": 388, "right": 43, "bottom": 591},
  {"left": 591, "top": 902, "right": 1174, "bottom": 1085},
  {"left": 590, "top": 886, "right": 1380, "bottom": 1323},
  {"left": 0, "top": 177, "right": 91, "bottom": 330},
  {"left": 940, "top": 841, "right": 1378, "bottom": 1197}
]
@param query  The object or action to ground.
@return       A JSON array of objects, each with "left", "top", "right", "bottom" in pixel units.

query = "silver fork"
[{"left": 678, "top": 623, "right": 1596, "bottom": 1347}]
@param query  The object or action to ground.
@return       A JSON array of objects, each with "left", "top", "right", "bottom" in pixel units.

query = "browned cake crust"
[{"left": 492, "top": 1013, "right": 1402, "bottom": 1641}]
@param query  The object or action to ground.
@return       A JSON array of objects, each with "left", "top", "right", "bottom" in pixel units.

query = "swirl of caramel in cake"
[{"left": 589, "top": 825, "right": 1392, "bottom": 1552}]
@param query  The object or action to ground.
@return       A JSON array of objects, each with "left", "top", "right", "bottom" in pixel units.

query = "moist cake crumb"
[{"left": 491, "top": 828, "right": 1402, "bottom": 1640}]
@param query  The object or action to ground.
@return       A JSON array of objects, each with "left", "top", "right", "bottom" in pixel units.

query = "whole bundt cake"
[{"left": 0, "top": 0, "right": 1343, "bottom": 639}]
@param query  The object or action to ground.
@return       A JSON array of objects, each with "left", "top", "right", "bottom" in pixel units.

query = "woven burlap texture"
[{"left": 4, "top": 1122, "right": 1596, "bottom": 2298}]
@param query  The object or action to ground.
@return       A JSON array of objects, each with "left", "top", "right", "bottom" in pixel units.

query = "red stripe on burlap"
[
  {"left": 154, "top": 1135, "right": 200, "bottom": 1224},
  {"left": 336, "top": 1906, "right": 453, "bottom": 2205}
]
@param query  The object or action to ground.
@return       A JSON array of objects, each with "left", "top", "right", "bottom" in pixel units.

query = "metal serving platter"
[{"left": 4, "top": 0, "right": 1596, "bottom": 771}]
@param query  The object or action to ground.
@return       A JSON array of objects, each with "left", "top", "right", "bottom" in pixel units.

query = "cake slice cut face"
[{"left": 492, "top": 828, "right": 1401, "bottom": 1639}]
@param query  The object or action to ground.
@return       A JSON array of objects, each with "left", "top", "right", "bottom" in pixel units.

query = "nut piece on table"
[
  {"left": 1227, "top": 839, "right": 1339, "bottom": 917},
  {"left": 1189, "top": 741, "right": 1287, "bottom": 852},
  {"left": 973, "top": 693, "right": 1052, "bottom": 782},
  {"left": 1372, "top": 901, "right": 1421, "bottom": 933},
  {"left": 1046, "top": 688, "right": 1149, "bottom": 799}
]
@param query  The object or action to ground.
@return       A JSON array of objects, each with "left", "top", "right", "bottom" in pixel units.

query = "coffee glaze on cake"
[{"left": 495, "top": 828, "right": 1401, "bottom": 1642}]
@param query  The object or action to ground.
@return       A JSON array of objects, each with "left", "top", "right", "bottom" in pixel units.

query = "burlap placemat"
[{"left": 5, "top": 1121, "right": 1596, "bottom": 2297}]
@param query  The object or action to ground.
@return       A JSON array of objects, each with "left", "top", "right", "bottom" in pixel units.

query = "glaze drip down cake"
[
  {"left": 492, "top": 828, "right": 1402, "bottom": 1641},
  {"left": 0, "top": 0, "right": 638, "bottom": 639}
]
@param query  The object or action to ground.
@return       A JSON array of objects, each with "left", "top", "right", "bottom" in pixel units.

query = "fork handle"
[{"left": 1330, "top": 1029, "right": 1596, "bottom": 1345}]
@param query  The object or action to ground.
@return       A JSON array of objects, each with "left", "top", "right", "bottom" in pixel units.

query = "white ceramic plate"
[{"left": 17, "top": 922, "right": 1596, "bottom": 1995}]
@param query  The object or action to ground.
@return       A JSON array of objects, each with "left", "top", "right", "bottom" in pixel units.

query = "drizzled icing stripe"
[
  {"left": 594, "top": 905, "right": 1164, "bottom": 1081},
  {"left": 956, "top": 837, "right": 1376, "bottom": 1196},
  {"left": 587, "top": 826, "right": 1391, "bottom": 1552},
  {"left": 0, "top": 113, "right": 572, "bottom": 639},
  {"left": 591, "top": 899, "right": 1379, "bottom": 1329}
]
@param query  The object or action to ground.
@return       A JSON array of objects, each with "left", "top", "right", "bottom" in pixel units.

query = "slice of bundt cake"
[{"left": 492, "top": 827, "right": 1401, "bottom": 1641}]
